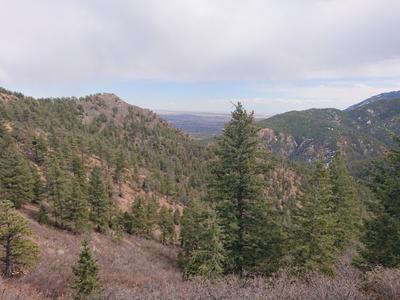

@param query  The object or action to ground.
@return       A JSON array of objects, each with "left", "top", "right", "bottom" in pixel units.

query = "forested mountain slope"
[
  {"left": 258, "top": 91, "right": 400, "bottom": 175},
  {"left": 0, "top": 87, "right": 210, "bottom": 206}
]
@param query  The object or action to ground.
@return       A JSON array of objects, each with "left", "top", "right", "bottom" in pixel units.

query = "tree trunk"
[{"left": 4, "top": 235, "right": 12, "bottom": 277}]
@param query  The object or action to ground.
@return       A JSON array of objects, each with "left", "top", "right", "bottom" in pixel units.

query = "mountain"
[
  {"left": 0, "top": 87, "right": 210, "bottom": 205},
  {"left": 258, "top": 91, "right": 400, "bottom": 175}
]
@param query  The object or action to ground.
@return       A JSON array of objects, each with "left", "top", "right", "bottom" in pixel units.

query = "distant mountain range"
[{"left": 259, "top": 91, "right": 400, "bottom": 176}]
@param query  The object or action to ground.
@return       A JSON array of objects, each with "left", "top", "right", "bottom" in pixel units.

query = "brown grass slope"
[{"left": 2, "top": 208, "right": 400, "bottom": 300}]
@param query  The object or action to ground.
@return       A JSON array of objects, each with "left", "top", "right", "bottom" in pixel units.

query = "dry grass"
[{"left": 3, "top": 211, "right": 400, "bottom": 299}]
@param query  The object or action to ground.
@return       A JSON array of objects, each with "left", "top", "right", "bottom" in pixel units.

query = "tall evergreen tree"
[
  {"left": 288, "top": 157, "right": 338, "bottom": 274},
  {"left": 209, "top": 103, "right": 282, "bottom": 275},
  {"left": 114, "top": 150, "right": 125, "bottom": 197},
  {"left": 37, "top": 204, "right": 49, "bottom": 225},
  {"left": 0, "top": 201, "right": 39, "bottom": 277},
  {"left": 71, "top": 239, "right": 102, "bottom": 300},
  {"left": 45, "top": 155, "right": 69, "bottom": 227},
  {"left": 131, "top": 196, "right": 158, "bottom": 238},
  {"left": 88, "top": 167, "right": 109, "bottom": 232},
  {"left": 179, "top": 200, "right": 225, "bottom": 280},
  {"left": 66, "top": 180, "right": 90, "bottom": 233},
  {"left": 31, "top": 166, "right": 44, "bottom": 204},
  {"left": 330, "top": 152, "right": 361, "bottom": 250},
  {"left": 158, "top": 206, "right": 175, "bottom": 245},
  {"left": 359, "top": 135, "right": 400, "bottom": 268},
  {"left": 0, "top": 145, "right": 34, "bottom": 208}
]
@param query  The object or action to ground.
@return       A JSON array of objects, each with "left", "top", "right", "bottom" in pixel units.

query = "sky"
[{"left": 1, "top": 0, "right": 400, "bottom": 115}]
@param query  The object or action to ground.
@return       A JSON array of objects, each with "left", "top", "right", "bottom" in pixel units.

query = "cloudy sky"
[{"left": 1, "top": 0, "right": 400, "bottom": 114}]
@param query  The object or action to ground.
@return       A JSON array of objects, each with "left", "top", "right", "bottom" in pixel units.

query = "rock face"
[{"left": 258, "top": 92, "right": 400, "bottom": 176}]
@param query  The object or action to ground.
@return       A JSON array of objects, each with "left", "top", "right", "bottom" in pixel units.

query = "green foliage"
[
  {"left": 31, "top": 167, "right": 44, "bottom": 204},
  {"left": 88, "top": 167, "right": 110, "bottom": 233},
  {"left": 0, "top": 90, "right": 210, "bottom": 208},
  {"left": 0, "top": 143, "right": 35, "bottom": 208},
  {"left": 330, "top": 152, "right": 362, "bottom": 250},
  {"left": 209, "top": 103, "right": 282, "bottom": 275},
  {"left": 45, "top": 155, "right": 70, "bottom": 228},
  {"left": 359, "top": 135, "right": 400, "bottom": 268},
  {"left": 257, "top": 98, "right": 400, "bottom": 178},
  {"left": 71, "top": 240, "right": 102, "bottom": 300},
  {"left": 288, "top": 157, "right": 338, "bottom": 274},
  {"left": 66, "top": 180, "right": 90, "bottom": 233},
  {"left": 173, "top": 208, "right": 181, "bottom": 225},
  {"left": 130, "top": 196, "right": 158, "bottom": 238},
  {"left": 37, "top": 204, "right": 49, "bottom": 225},
  {"left": 158, "top": 206, "right": 175, "bottom": 245},
  {"left": 180, "top": 200, "right": 225, "bottom": 280},
  {"left": 0, "top": 201, "right": 39, "bottom": 277}
]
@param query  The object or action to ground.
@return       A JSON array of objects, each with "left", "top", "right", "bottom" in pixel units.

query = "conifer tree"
[
  {"left": 46, "top": 155, "right": 69, "bottom": 227},
  {"left": 359, "top": 135, "right": 400, "bottom": 268},
  {"left": 88, "top": 167, "right": 109, "bottom": 232},
  {"left": 114, "top": 150, "right": 125, "bottom": 197},
  {"left": 158, "top": 206, "right": 175, "bottom": 245},
  {"left": 37, "top": 204, "right": 49, "bottom": 225},
  {"left": 0, "top": 201, "right": 39, "bottom": 277},
  {"left": 131, "top": 196, "right": 158, "bottom": 238},
  {"left": 288, "top": 157, "right": 338, "bottom": 274},
  {"left": 31, "top": 166, "right": 44, "bottom": 204},
  {"left": 121, "top": 211, "right": 134, "bottom": 234},
  {"left": 0, "top": 146, "right": 34, "bottom": 208},
  {"left": 31, "top": 135, "right": 47, "bottom": 165},
  {"left": 330, "top": 152, "right": 361, "bottom": 250},
  {"left": 66, "top": 180, "right": 89, "bottom": 233},
  {"left": 71, "top": 240, "right": 102, "bottom": 300},
  {"left": 209, "top": 102, "right": 282, "bottom": 275},
  {"left": 180, "top": 200, "right": 225, "bottom": 279}
]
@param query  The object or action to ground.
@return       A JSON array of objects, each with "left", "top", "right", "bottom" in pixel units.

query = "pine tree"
[
  {"left": 131, "top": 196, "right": 158, "bottom": 238},
  {"left": 37, "top": 204, "right": 49, "bottom": 225},
  {"left": 31, "top": 166, "right": 44, "bottom": 204},
  {"left": 66, "top": 180, "right": 89, "bottom": 233},
  {"left": 209, "top": 103, "right": 282, "bottom": 275},
  {"left": 45, "top": 155, "right": 69, "bottom": 228},
  {"left": 0, "top": 201, "right": 39, "bottom": 277},
  {"left": 359, "top": 135, "right": 400, "bottom": 268},
  {"left": 158, "top": 206, "right": 175, "bottom": 245},
  {"left": 330, "top": 152, "right": 361, "bottom": 250},
  {"left": 114, "top": 150, "right": 125, "bottom": 197},
  {"left": 71, "top": 240, "right": 102, "bottom": 300},
  {"left": 288, "top": 157, "right": 338, "bottom": 274},
  {"left": 121, "top": 211, "right": 134, "bottom": 234},
  {"left": 31, "top": 135, "right": 47, "bottom": 165},
  {"left": 88, "top": 167, "right": 109, "bottom": 233},
  {"left": 179, "top": 200, "right": 225, "bottom": 280},
  {"left": 0, "top": 146, "right": 35, "bottom": 208}
]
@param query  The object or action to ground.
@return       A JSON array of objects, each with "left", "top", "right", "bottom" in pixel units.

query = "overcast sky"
[{"left": 1, "top": 0, "right": 400, "bottom": 114}]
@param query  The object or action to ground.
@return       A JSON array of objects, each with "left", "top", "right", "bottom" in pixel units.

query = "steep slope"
[
  {"left": 0, "top": 87, "right": 210, "bottom": 205},
  {"left": 344, "top": 92, "right": 400, "bottom": 145},
  {"left": 258, "top": 91, "right": 400, "bottom": 175}
]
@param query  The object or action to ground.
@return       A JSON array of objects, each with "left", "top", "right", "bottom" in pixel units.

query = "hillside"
[
  {"left": 0, "top": 87, "right": 210, "bottom": 206},
  {"left": 258, "top": 91, "right": 400, "bottom": 175}
]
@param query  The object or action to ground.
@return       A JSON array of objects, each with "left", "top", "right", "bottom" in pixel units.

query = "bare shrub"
[
  {"left": 365, "top": 267, "right": 400, "bottom": 300},
  {"left": 4, "top": 213, "right": 400, "bottom": 299}
]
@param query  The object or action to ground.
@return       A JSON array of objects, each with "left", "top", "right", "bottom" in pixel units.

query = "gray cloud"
[{"left": 1, "top": 0, "right": 400, "bottom": 85}]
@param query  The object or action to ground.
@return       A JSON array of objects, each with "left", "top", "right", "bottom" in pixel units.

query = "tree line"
[
  {"left": 179, "top": 103, "right": 399, "bottom": 279},
  {"left": 1, "top": 100, "right": 400, "bottom": 299}
]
